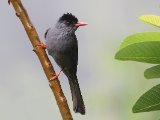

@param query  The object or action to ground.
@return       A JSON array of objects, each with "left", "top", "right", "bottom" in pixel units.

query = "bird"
[{"left": 44, "top": 13, "right": 88, "bottom": 115}]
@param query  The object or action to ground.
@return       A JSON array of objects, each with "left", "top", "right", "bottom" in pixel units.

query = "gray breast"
[{"left": 45, "top": 28, "right": 75, "bottom": 55}]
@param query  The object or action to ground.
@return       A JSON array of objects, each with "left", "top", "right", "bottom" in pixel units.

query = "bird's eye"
[{"left": 72, "top": 21, "right": 76, "bottom": 24}]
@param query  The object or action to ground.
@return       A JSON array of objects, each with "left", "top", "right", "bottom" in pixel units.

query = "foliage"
[{"left": 115, "top": 15, "right": 160, "bottom": 113}]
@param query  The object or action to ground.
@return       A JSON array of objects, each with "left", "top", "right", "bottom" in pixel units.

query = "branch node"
[
  {"left": 49, "top": 82, "right": 53, "bottom": 87},
  {"left": 26, "top": 23, "right": 34, "bottom": 30},
  {"left": 32, "top": 45, "right": 40, "bottom": 53},
  {"left": 8, "top": 0, "right": 11, "bottom": 5},
  {"left": 29, "top": 25, "right": 34, "bottom": 30},
  {"left": 46, "top": 61, "right": 53, "bottom": 68},
  {"left": 30, "top": 25, "right": 34, "bottom": 29},
  {"left": 60, "top": 96, "right": 67, "bottom": 103},
  {"left": 32, "top": 48, "right": 37, "bottom": 53},
  {"left": 15, "top": 12, "right": 20, "bottom": 17}
]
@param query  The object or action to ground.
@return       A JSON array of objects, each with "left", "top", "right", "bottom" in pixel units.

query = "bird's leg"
[
  {"left": 49, "top": 70, "right": 63, "bottom": 81},
  {"left": 35, "top": 42, "right": 46, "bottom": 49}
]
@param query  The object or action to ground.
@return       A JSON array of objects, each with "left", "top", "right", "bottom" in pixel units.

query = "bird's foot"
[
  {"left": 36, "top": 42, "right": 46, "bottom": 49},
  {"left": 8, "top": 0, "right": 11, "bottom": 5},
  {"left": 49, "top": 70, "right": 63, "bottom": 81}
]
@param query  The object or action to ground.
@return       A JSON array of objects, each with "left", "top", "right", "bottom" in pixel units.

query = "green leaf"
[
  {"left": 119, "top": 32, "right": 160, "bottom": 49},
  {"left": 144, "top": 65, "right": 160, "bottom": 79},
  {"left": 115, "top": 32, "right": 160, "bottom": 64},
  {"left": 133, "top": 84, "right": 160, "bottom": 113},
  {"left": 139, "top": 15, "right": 160, "bottom": 27},
  {"left": 115, "top": 41, "right": 160, "bottom": 64}
]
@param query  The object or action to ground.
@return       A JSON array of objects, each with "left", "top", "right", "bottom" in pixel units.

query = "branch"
[{"left": 9, "top": 0, "right": 73, "bottom": 120}]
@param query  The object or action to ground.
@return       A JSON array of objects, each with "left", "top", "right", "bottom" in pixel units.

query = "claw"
[
  {"left": 49, "top": 74, "right": 59, "bottom": 81},
  {"left": 36, "top": 42, "right": 46, "bottom": 49},
  {"left": 49, "top": 70, "right": 63, "bottom": 81}
]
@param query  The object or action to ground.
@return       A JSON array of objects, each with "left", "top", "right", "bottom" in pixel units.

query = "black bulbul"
[{"left": 44, "top": 13, "right": 87, "bottom": 115}]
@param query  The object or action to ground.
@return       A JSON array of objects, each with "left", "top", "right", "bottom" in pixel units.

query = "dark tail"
[{"left": 68, "top": 78, "right": 85, "bottom": 115}]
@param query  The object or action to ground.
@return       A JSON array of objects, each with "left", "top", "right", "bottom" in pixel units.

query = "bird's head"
[{"left": 56, "top": 13, "right": 88, "bottom": 33}]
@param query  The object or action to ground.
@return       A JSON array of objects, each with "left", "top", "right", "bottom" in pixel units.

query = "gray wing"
[
  {"left": 44, "top": 28, "right": 50, "bottom": 39},
  {"left": 70, "top": 35, "right": 78, "bottom": 73}
]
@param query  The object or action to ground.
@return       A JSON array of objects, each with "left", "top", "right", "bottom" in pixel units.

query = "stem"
[{"left": 9, "top": 0, "right": 73, "bottom": 120}]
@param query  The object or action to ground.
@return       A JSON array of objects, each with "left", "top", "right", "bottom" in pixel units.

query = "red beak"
[{"left": 74, "top": 22, "right": 88, "bottom": 27}]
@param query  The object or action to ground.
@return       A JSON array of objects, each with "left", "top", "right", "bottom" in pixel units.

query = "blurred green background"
[{"left": 1, "top": 0, "right": 160, "bottom": 120}]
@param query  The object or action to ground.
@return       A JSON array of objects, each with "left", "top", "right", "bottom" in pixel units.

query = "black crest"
[{"left": 59, "top": 13, "right": 78, "bottom": 24}]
